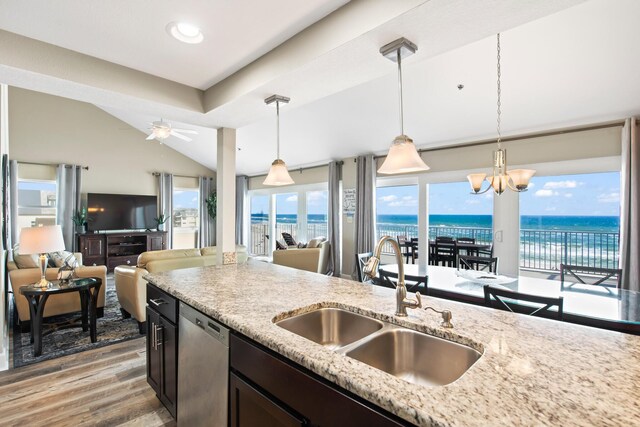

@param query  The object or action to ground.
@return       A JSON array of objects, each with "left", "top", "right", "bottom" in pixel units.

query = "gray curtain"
[
  {"left": 157, "top": 173, "right": 173, "bottom": 249},
  {"left": 353, "top": 155, "right": 376, "bottom": 279},
  {"left": 199, "top": 176, "right": 215, "bottom": 248},
  {"left": 620, "top": 118, "right": 639, "bottom": 291},
  {"left": 328, "top": 161, "right": 342, "bottom": 276},
  {"left": 8, "top": 159, "right": 18, "bottom": 248},
  {"left": 236, "top": 175, "right": 247, "bottom": 245},
  {"left": 56, "top": 164, "right": 82, "bottom": 251}
]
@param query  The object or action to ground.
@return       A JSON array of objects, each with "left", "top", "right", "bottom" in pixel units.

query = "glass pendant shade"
[
  {"left": 263, "top": 159, "right": 294, "bottom": 186},
  {"left": 378, "top": 135, "right": 430, "bottom": 175},
  {"left": 467, "top": 173, "right": 487, "bottom": 193},
  {"left": 507, "top": 169, "right": 536, "bottom": 190},
  {"left": 489, "top": 174, "right": 510, "bottom": 195}
]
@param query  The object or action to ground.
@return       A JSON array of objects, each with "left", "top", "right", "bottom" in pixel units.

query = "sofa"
[
  {"left": 8, "top": 253, "right": 108, "bottom": 331},
  {"left": 114, "top": 245, "right": 248, "bottom": 331},
  {"left": 272, "top": 238, "right": 331, "bottom": 274}
]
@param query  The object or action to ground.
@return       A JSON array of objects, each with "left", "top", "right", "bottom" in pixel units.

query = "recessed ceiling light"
[{"left": 166, "top": 21, "right": 203, "bottom": 44}]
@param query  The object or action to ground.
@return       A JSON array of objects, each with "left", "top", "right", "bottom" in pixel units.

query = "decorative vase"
[
  {"left": 76, "top": 225, "right": 86, "bottom": 234},
  {"left": 158, "top": 223, "right": 165, "bottom": 231}
]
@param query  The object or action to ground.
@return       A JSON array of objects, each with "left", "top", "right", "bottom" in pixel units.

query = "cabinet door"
[
  {"left": 147, "top": 235, "right": 164, "bottom": 251},
  {"left": 159, "top": 318, "right": 178, "bottom": 418},
  {"left": 146, "top": 307, "right": 161, "bottom": 395},
  {"left": 230, "top": 373, "right": 306, "bottom": 427},
  {"left": 85, "top": 236, "right": 104, "bottom": 257}
]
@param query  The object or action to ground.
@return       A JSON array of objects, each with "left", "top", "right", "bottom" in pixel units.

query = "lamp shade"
[
  {"left": 489, "top": 175, "right": 510, "bottom": 195},
  {"left": 378, "top": 135, "right": 430, "bottom": 175},
  {"left": 507, "top": 169, "right": 536, "bottom": 190},
  {"left": 263, "top": 159, "right": 294, "bottom": 186},
  {"left": 19, "top": 225, "right": 66, "bottom": 254},
  {"left": 467, "top": 173, "right": 487, "bottom": 193}
]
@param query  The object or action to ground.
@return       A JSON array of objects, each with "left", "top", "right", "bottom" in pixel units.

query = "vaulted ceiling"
[{"left": 1, "top": 0, "right": 637, "bottom": 175}]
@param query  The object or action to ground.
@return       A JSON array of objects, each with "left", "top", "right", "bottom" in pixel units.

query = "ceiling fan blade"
[
  {"left": 146, "top": 133, "right": 156, "bottom": 140},
  {"left": 172, "top": 128, "right": 198, "bottom": 134},
  {"left": 171, "top": 131, "right": 192, "bottom": 142}
]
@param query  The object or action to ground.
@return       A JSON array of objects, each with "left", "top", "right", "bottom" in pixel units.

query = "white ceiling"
[
  {"left": 3, "top": 0, "right": 635, "bottom": 177},
  {"left": 0, "top": 0, "right": 348, "bottom": 89}
]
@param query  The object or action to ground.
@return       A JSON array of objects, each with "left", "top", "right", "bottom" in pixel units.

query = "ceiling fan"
[{"left": 146, "top": 119, "right": 197, "bottom": 142}]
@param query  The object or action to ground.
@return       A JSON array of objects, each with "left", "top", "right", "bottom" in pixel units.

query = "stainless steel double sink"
[{"left": 275, "top": 307, "right": 482, "bottom": 387}]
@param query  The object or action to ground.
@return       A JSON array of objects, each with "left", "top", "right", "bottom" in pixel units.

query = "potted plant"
[
  {"left": 72, "top": 207, "right": 88, "bottom": 233},
  {"left": 206, "top": 192, "right": 217, "bottom": 220},
  {"left": 155, "top": 213, "right": 168, "bottom": 231}
]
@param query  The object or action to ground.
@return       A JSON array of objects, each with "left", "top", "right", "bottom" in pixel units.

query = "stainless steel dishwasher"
[{"left": 178, "top": 302, "right": 229, "bottom": 426}]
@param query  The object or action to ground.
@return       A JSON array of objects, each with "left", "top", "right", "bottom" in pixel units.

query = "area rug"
[{"left": 12, "top": 274, "right": 143, "bottom": 367}]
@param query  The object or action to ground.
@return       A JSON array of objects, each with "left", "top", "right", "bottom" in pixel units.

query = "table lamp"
[{"left": 19, "top": 225, "right": 66, "bottom": 288}]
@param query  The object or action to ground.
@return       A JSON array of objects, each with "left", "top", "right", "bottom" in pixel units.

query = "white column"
[
  {"left": 216, "top": 128, "right": 237, "bottom": 264},
  {"left": 493, "top": 190, "right": 520, "bottom": 276}
]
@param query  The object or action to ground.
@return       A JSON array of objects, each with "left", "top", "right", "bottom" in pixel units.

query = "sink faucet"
[{"left": 363, "top": 236, "right": 422, "bottom": 317}]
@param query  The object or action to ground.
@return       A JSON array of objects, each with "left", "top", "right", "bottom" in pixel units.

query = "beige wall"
[{"left": 8, "top": 87, "right": 215, "bottom": 194}]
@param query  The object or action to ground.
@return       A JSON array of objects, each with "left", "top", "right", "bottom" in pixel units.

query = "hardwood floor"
[{"left": 0, "top": 337, "right": 174, "bottom": 427}]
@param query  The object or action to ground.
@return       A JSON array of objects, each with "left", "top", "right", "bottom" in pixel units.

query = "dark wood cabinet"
[
  {"left": 230, "top": 373, "right": 306, "bottom": 427},
  {"left": 230, "top": 333, "right": 409, "bottom": 427},
  {"left": 77, "top": 231, "right": 166, "bottom": 272},
  {"left": 146, "top": 284, "right": 178, "bottom": 418}
]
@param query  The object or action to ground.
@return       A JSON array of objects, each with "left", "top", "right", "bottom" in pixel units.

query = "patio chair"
[
  {"left": 560, "top": 264, "right": 622, "bottom": 291},
  {"left": 456, "top": 237, "right": 476, "bottom": 256},
  {"left": 484, "top": 285, "right": 564, "bottom": 320},
  {"left": 434, "top": 236, "right": 457, "bottom": 267},
  {"left": 377, "top": 269, "right": 428, "bottom": 293},
  {"left": 355, "top": 252, "right": 374, "bottom": 283},
  {"left": 477, "top": 243, "right": 494, "bottom": 258},
  {"left": 410, "top": 237, "right": 419, "bottom": 263},
  {"left": 281, "top": 232, "right": 297, "bottom": 247},
  {"left": 458, "top": 255, "right": 499, "bottom": 274},
  {"left": 396, "top": 235, "right": 413, "bottom": 264}
]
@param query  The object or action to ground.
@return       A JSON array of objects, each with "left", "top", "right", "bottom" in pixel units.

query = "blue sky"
[
  {"left": 250, "top": 191, "right": 328, "bottom": 216},
  {"left": 375, "top": 172, "right": 620, "bottom": 217},
  {"left": 173, "top": 189, "right": 199, "bottom": 209}
]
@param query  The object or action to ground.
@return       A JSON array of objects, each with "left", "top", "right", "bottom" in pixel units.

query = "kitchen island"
[{"left": 145, "top": 260, "right": 640, "bottom": 426}]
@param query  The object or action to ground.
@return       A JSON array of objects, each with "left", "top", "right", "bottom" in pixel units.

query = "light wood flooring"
[{"left": 0, "top": 337, "right": 174, "bottom": 427}]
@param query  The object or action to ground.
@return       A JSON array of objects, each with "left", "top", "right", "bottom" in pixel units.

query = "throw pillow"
[
  {"left": 307, "top": 239, "right": 319, "bottom": 249},
  {"left": 11, "top": 244, "right": 40, "bottom": 269},
  {"left": 49, "top": 251, "right": 78, "bottom": 268},
  {"left": 275, "top": 240, "right": 287, "bottom": 250}
]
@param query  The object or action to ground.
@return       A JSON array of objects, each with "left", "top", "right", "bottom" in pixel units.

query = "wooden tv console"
[{"left": 77, "top": 231, "right": 167, "bottom": 272}]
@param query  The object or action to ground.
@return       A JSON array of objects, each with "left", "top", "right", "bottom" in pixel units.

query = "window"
[
  {"left": 307, "top": 190, "right": 328, "bottom": 239},
  {"left": 376, "top": 185, "right": 419, "bottom": 242},
  {"left": 428, "top": 181, "right": 493, "bottom": 243},
  {"left": 519, "top": 172, "right": 620, "bottom": 272},
  {"left": 249, "top": 195, "right": 269, "bottom": 256},
  {"left": 275, "top": 193, "right": 298, "bottom": 244},
  {"left": 173, "top": 188, "right": 199, "bottom": 249},
  {"left": 17, "top": 180, "right": 57, "bottom": 229},
  {"left": 248, "top": 184, "right": 328, "bottom": 256}
]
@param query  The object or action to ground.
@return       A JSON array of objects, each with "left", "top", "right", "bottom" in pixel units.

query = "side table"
[{"left": 20, "top": 277, "right": 103, "bottom": 357}]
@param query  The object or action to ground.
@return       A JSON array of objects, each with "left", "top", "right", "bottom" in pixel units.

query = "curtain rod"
[
  {"left": 18, "top": 161, "right": 89, "bottom": 170},
  {"left": 247, "top": 160, "right": 343, "bottom": 179},
  {"left": 372, "top": 121, "right": 625, "bottom": 160},
  {"left": 152, "top": 172, "right": 207, "bottom": 179}
]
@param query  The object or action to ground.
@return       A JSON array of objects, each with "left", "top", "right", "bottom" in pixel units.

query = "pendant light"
[
  {"left": 263, "top": 95, "right": 295, "bottom": 186},
  {"left": 378, "top": 38, "right": 430, "bottom": 175},
  {"left": 467, "top": 34, "right": 535, "bottom": 195}
]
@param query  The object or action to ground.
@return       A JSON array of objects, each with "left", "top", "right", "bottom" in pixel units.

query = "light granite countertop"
[{"left": 144, "top": 261, "right": 640, "bottom": 427}]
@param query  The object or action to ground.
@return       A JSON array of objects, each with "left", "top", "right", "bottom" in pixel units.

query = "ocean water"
[{"left": 251, "top": 213, "right": 620, "bottom": 232}]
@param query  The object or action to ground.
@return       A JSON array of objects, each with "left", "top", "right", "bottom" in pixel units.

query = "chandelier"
[{"left": 467, "top": 34, "right": 535, "bottom": 195}]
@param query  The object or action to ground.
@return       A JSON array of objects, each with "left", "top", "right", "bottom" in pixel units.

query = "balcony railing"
[
  {"left": 375, "top": 223, "right": 619, "bottom": 272},
  {"left": 249, "top": 222, "right": 329, "bottom": 256},
  {"left": 250, "top": 222, "right": 620, "bottom": 271}
]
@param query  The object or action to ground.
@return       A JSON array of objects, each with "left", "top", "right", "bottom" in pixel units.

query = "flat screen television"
[{"left": 87, "top": 193, "right": 158, "bottom": 231}]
